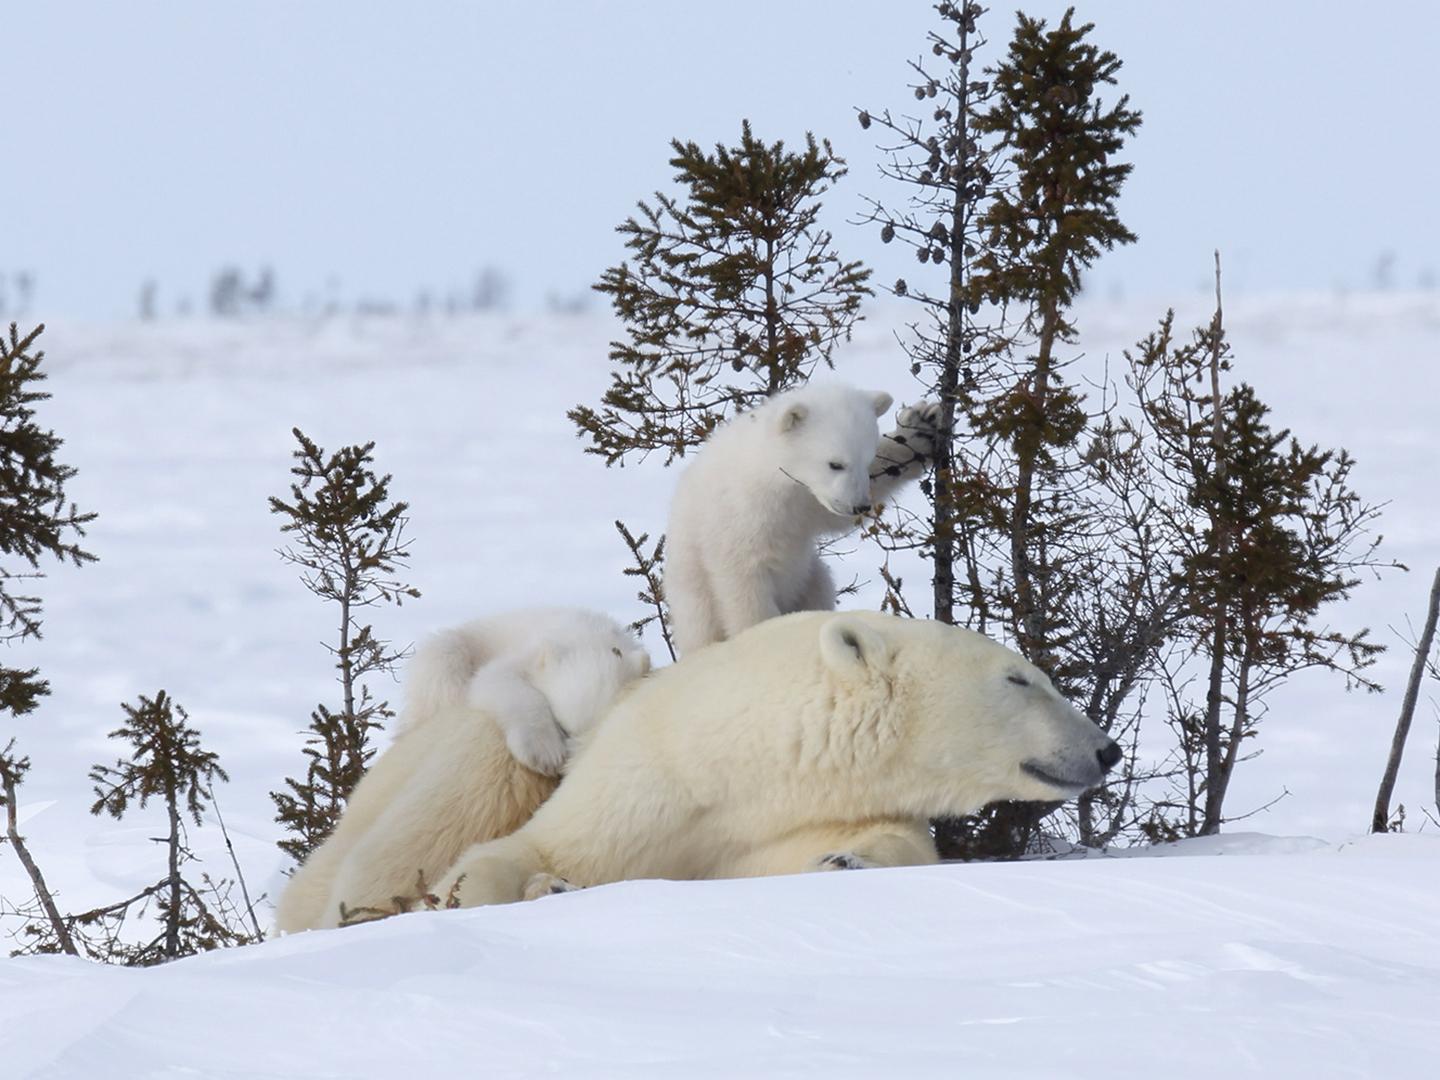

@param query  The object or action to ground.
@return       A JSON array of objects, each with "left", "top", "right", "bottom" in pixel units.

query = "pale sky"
[{"left": 7, "top": 1, "right": 1439, "bottom": 319}]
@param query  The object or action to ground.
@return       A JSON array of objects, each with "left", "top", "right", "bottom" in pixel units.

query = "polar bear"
[
  {"left": 399, "top": 607, "right": 651, "bottom": 775},
  {"left": 433, "top": 611, "right": 1121, "bottom": 908},
  {"left": 663, "top": 383, "right": 941, "bottom": 655},
  {"left": 273, "top": 608, "right": 651, "bottom": 933}
]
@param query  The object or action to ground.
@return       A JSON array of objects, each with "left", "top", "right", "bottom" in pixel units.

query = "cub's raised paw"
[
  {"left": 873, "top": 400, "right": 944, "bottom": 481},
  {"left": 523, "top": 872, "right": 579, "bottom": 901},
  {"left": 894, "top": 400, "right": 943, "bottom": 453},
  {"left": 816, "top": 852, "right": 876, "bottom": 872}
]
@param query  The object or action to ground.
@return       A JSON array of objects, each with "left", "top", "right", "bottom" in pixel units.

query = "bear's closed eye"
[{"left": 1007, "top": 674, "right": 1030, "bottom": 687}]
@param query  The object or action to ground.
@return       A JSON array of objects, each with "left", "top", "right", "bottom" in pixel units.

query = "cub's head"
[
  {"left": 816, "top": 613, "right": 1121, "bottom": 815},
  {"left": 772, "top": 385, "right": 893, "bottom": 518},
  {"left": 528, "top": 614, "right": 651, "bottom": 739}
]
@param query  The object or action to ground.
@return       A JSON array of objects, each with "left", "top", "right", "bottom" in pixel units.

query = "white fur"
[
  {"left": 272, "top": 607, "right": 650, "bottom": 933},
  {"left": 403, "top": 607, "right": 652, "bottom": 774},
  {"left": 663, "top": 383, "right": 941, "bottom": 655},
  {"left": 434, "top": 611, "right": 1120, "bottom": 908}
]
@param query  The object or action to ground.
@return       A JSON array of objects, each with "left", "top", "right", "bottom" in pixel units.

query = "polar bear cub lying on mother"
[
  {"left": 273, "top": 608, "right": 650, "bottom": 933},
  {"left": 435, "top": 611, "right": 1121, "bottom": 907}
]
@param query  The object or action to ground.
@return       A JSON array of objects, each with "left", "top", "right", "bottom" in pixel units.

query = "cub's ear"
[
  {"left": 778, "top": 402, "right": 808, "bottom": 433},
  {"left": 819, "top": 615, "right": 892, "bottom": 679},
  {"left": 870, "top": 391, "right": 894, "bottom": 418}
]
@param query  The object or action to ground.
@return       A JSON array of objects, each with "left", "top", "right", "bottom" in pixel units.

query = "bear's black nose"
[{"left": 1096, "top": 741, "right": 1122, "bottom": 772}]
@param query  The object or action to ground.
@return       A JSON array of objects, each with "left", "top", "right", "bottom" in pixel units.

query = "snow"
[
  {"left": 4, "top": 835, "right": 1438, "bottom": 1078},
  {"left": 2, "top": 294, "right": 1438, "bottom": 1075}
]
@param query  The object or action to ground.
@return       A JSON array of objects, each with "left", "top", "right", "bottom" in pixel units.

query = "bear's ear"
[
  {"left": 778, "top": 402, "right": 808, "bottom": 433},
  {"left": 819, "top": 615, "right": 892, "bottom": 680},
  {"left": 869, "top": 391, "right": 894, "bottom": 418}
]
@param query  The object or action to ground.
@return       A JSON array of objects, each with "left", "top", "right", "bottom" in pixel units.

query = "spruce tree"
[
  {"left": 1129, "top": 271, "right": 1389, "bottom": 836},
  {"left": 856, "top": 0, "right": 1006, "bottom": 629},
  {"left": 571, "top": 120, "right": 871, "bottom": 465},
  {"left": 962, "top": 8, "right": 1152, "bottom": 855},
  {"left": 83, "top": 690, "right": 254, "bottom": 964},
  {"left": 867, "top": 7, "right": 1161, "bottom": 855},
  {"left": 0, "top": 322, "right": 95, "bottom": 657},
  {"left": 966, "top": 5, "right": 1141, "bottom": 667},
  {"left": 269, "top": 428, "right": 418, "bottom": 863},
  {"left": 862, "top": 3, "right": 1145, "bottom": 656},
  {"left": 0, "top": 323, "right": 95, "bottom": 951}
]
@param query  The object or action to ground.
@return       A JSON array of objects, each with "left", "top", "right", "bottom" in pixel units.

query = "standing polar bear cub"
[
  {"left": 434, "top": 611, "right": 1121, "bottom": 908},
  {"left": 664, "top": 383, "right": 942, "bottom": 655},
  {"left": 273, "top": 608, "right": 650, "bottom": 933}
]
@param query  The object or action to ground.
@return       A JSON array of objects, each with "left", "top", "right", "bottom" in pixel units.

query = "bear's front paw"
[
  {"left": 505, "top": 718, "right": 570, "bottom": 777},
  {"left": 894, "top": 400, "right": 943, "bottom": 456},
  {"left": 815, "top": 852, "right": 877, "bottom": 872},
  {"left": 872, "top": 400, "right": 944, "bottom": 482},
  {"left": 522, "top": 872, "right": 579, "bottom": 901}
]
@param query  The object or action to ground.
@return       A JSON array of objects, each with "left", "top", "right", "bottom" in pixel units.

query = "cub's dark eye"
[
  {"left": 611, "top": 647, "right": 623, "bottom": 657},
  {"left": 1007, "top": 673, "right": 1030, "bottom": 687},
  {"left": 828, "top": 461, "right": 846, "bottom": 471}
]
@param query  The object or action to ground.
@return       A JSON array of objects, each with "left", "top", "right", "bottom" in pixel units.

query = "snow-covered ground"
[
  {"left": 4, "top": 834, "right": 1438, "bottom": 1078},
  {"left": 2, "top": 294, "right": 1437, "bottom": 1076}
]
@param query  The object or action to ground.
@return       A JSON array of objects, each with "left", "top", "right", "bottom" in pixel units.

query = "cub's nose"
[
  {"left": 1096, "top": 740, "right": 1122, "bottom": 772},
  {"left": 850, "top": 503, "right": 872, "bottom": 515}
]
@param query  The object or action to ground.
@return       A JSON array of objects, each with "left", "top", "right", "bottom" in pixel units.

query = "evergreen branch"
[{"left": 614, "top": 520, "right": 675, "bottom": 661}]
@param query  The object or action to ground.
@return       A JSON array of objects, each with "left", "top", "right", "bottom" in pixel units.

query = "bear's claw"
[
  {"left": 817, "top": 852, "right": 875, "bottom": 871},
  {"left": 895, "top": 401, "right": 943, "bottom": 457},
  {"left": 522, "top": 872, "right": 579, "bottom": 901},
  {"left": 872, "top": 400, "right": 943, "bottom": 483}
]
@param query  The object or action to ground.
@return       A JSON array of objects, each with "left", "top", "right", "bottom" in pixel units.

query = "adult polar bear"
[
  {"left": 274, "top": 608, "right": 649, "bottom": 933},
  {"left": 664, "top": 383, "right": 942, "bottom": 655},
  {"left": 434, "top": 611, "right": 1121, "bottom": 907}
]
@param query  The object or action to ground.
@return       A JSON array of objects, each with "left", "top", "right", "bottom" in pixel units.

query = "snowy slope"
[{"left": 4, "top": 835, "right": 1438, "bottom": 1079}]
